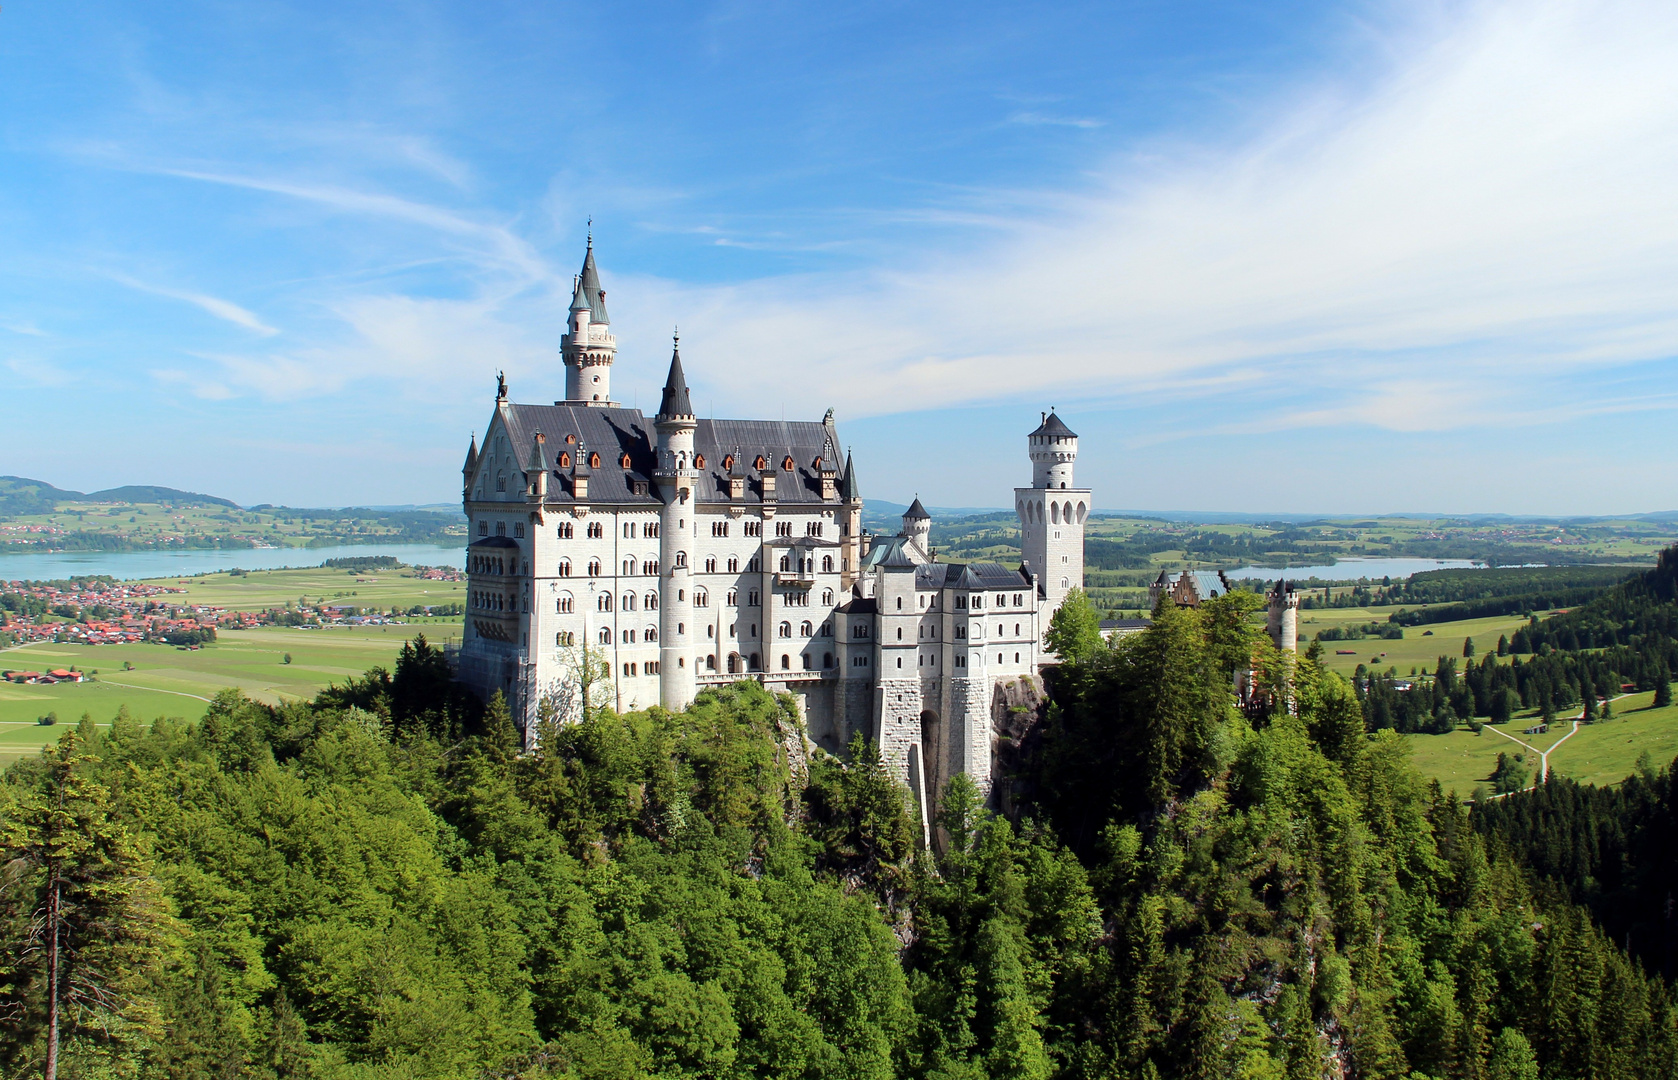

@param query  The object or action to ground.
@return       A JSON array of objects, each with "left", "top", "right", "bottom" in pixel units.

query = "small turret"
[
  {"left": 561, "top": 233, "right": 618, "bottom": 405},
  {"left": 1266, "top": 579, "right": 1300, "bottom": 654},
  {"left": 1029, "top": 409, "right": 1078, "bottom": 489},
  {"left": 525, "top": 433, "right": 550, "bottom": 502},
  {"left": 462, "top": 432, "right": 478, "bottom": 490},
  {"left": 903, "top": 496, "right": 931, "bottom": 555}
]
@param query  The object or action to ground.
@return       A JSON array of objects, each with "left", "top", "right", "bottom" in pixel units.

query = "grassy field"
[
  {"left": 1403, "top": 690, "right": 1678, "bottom": 797},
  {"left": 0, "top": 625, "right": 449, "bottom": 760},
  {"left": 139, "top": 564, "right": 467, "bottom": 612},
  {"left": 1306, "top": 609, "right": 1545, "bottom": 677}
]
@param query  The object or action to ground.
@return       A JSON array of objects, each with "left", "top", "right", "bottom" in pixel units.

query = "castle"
[{"left": 455, "top": 238, "right": 1091, "bottom": 817}]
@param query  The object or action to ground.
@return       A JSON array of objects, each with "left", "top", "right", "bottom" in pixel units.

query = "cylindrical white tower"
[
  {"left": 903, "top": 497, "right": 931, "bottom": 554},
  {"left": 561, "top": 237, "right": 617, "bottom": 406},
  {"left": 655, "top": 340, "right": 698, "bottom": 710},
  {"left": 1029, "top": 410, "right": 1078, "bottom": 489}
]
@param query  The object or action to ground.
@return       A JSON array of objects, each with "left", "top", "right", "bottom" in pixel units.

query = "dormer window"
[
  {"left": 565, "top": 434, "right": 576, "bottom": 444},
  {"left": 589, "top": 452, "right": 601, "bottom": 468},
  {"left": 722, "top": 454, "right": 735, "bottom": 471},
  {"left": 782, "top": 455, "right": 795, "bottom": 471},
  {"left": 694, "top": 453, "right": 705, "bottom": 470},
  {"left": 754, "top": 455, "right": 767, "bottom": 470},
  {"left": 620, "top": 453, "right": 632, "bottom": 468}
]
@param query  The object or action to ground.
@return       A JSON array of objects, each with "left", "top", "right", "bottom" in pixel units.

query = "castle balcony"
[{"left": 776, "top": 569, "right": 817, "bottom": 587}]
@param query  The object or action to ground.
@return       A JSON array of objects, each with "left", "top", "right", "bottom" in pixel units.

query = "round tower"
[
  {"left": 1029, "top": 409, "right": 1078, "bottom": 489},
  {"left": 903, "top": 496, "right": 931, "bottom": 555},
  {"left": 562, "top": 234, "right": 617, "bottom": 405},
  {"left": 1266, "top": 580, "right": 1300, "bottom": 653},
  {"left": 655, "top": 335, "right": 698, "bottom": 710}
]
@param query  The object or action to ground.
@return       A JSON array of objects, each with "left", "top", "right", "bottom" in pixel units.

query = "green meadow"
[
  {"left": 1402, "top": 690, "right": 1678, "bottom": 797},
  {"left": 1303, "top": 608, "right": 1547, "bottom": 677},
  {"left": 134, "top": 564, "right": 466, "bottom": 612},
  {"left": 0, "top": 624, "right": 451, "bottom": 760}
]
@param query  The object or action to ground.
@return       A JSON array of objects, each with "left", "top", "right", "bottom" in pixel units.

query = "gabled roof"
[
  {"left": 577, "top": 239, "right": 609, "bottom": 324},
  {"left": 1030, "top": 410, "right": 1076, "bottom": 439},
  {"left": 904, "top": 497, "right": 931, "bottom": 520}
]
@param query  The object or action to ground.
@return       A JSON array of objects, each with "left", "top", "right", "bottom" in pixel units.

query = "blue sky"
[{"left": 4, "top": 0, "right": 1677, "bottom": 514}]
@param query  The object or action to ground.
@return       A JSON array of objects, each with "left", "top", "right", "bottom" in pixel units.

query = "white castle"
[{"left": 457, "top": 238, "right": 1091, "bottom": 819}]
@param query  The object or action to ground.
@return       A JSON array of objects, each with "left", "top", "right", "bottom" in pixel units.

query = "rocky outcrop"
[{"left": 990, "top": 673, "right": 1049, "bottom": 818}]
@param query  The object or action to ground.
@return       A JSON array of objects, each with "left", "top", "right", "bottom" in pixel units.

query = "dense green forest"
[{"left": 4, "top": 595, "right": 1677, "bottom": 1077}]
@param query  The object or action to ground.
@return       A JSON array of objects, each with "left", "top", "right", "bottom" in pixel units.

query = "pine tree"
[
  {"left": 1656, "top": 665, "right": 1673, "bottom": 708},
  {"left": 1486, "top": 1027, "right": 1540, "bottom": 1080},
  {"left": 1464, "top": 636, "right": 1476, "bottom": 658},
  {"left": 0, "top": 731, "right": 177, "bottom": 1078}
]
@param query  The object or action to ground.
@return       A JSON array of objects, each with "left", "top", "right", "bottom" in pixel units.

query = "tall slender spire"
[
  {"left": 838, "top": 450, "right": 858, "bottom": 500},
  {"left": 462, "top": 432, "right": 478, "bottom": 475},
  {"left": 577, "top": 236, "right": 608, "bottom": 324},
  {"left": 658, "top": 330, "right": 694, "bottom": 419}
]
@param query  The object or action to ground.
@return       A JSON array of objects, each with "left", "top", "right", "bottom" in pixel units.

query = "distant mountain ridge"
[{"left": 0, "top": 476, "right": 237, "bottom": 515}]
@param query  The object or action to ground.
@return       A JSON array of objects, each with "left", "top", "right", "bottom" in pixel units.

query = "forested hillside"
[{"left": 3, "top": 607, "right": 1676, "bottom": 1078}]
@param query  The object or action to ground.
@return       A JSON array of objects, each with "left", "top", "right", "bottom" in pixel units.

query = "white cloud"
[
  {"left": 616, "top": 0, "right": 1678, "bottom": 429},
  {"left": 108, "top": 272, "right": 279, "bottom": 335}
]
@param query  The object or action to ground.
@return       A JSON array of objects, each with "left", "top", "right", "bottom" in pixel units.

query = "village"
[{"left": 0, "top": 565, "right": 465, "bottom": 677}]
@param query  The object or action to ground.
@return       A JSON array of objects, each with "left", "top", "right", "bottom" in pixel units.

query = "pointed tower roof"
[
  {"left": 569, "top": 274, "right": 591, "bottom": 313},
  {"left": 525, "top": 433, "right": 550, "bottom": 474},
  {"left": 462, "top": 432, "right": 478, "bottom": 475},
  {"left": 577, "top": 237, "right": 609, "bottom": 324},
  {"left": 838, "top": 451, "right": 858, "bottom": 500},
  {"left": 1030, "top": 409, "right": 1076, "bottom": 439},
  {"left": 904, "top": 496, "right": 931, "bottom": 520},
  {"left": 657, "top": 336, "right": 694, "bottom": 419}
]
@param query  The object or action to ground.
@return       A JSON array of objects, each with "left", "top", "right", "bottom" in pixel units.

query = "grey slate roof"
[
  {"left": 1030, "top": 410, "right": 1076, "bottom": 439},
  {"left": 462, "top": 433, "right": 478, "bottom": 474},
  {"left": 658, "top": 348, "right": 693, "bottom": 419},
  {"left": 904, "top": 497, "right": 931, "bottom": 520},
  {"left": 494, "top": 404, "right": 846, "bottom": 506},
  {"left": 838, "top": 451, "right": 858, "bottom": 500},
  {"left": 577, "top": 241, "right": 609, "bottom": 324},
  {"left": 909, "top": 561, "right": 1030, "bottom": 591}
]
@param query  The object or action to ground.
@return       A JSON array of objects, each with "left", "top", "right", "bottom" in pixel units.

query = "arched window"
[
  {"left": 802, "top": 653, "right": 813, "bottom": 670},
  {"left": 645, "top": 592, "right": 658, "bottom": 610},
  {"left": 557, "top": 595, "right": 574, "bottom": 614},
  {"left": 695, "top": 589, "right": 709, "bottom": 607},
  {"left": 779, "top": 555, "right": 791, "bottom": 572},
  {"left": 675, "top": 551, "right": 687, "bottom": 568},
  {"left": 800, "top": 620, "right": 812, "bottom": 636},
  {"left": 705, "top": 556, "right": 716, "bottom": 573},
  {"left": 749, "top": 652, "right": 760, "bottom": 670},
  {"left": 727, "top": 556, "right": 739, "bottom": 573},
  {"left": 557, "top": 558, "right": 571, "bottom": 577},
  {"left": 728, "top": 653, "right": 741, "bottom": 673},
  {"left": 1050, "top": 502, "right": 1060, "bottom": 524},
  {"left": 824, "top": 653, "right": 833, "bottom": 668},
  {"left": 622, "top": 629, "right": 636, "bottom": 643},
  {"left": 597, "top": 593, "right": 613, "bottom": 612},
  {"left": 822, "top": 555, "right": 833, "bottom": 573},
  {"left": 646, "top": 627, "right": 658, "bottom": 642},
  {"left": 623, "top": 557, "right": 636, "bottom": 575},
  {"left": 556, "top": 631, "right": 574, "bottom": 646},
  {"left": 643, "top": 560, "right": 658, "bottom": 575},
  {"left": 781, "top": 654, "right": 791, "bottom": 670},
  {"left": 587, "top": 521, "right": 603, "bottom": 539},
  {"left": 558, "top": 522, "right": 573, "bottom": 538},
  {"left": 821, "top": 589, "right": 833, "bottom": 605},
  {"left": 496, "top": 473, "right": 506, "bottom": 492},
  {"left": 779, "top": 621, "right": 791, "bottom": 638},
  {"left": 598, "top": 626, "right": 612, "bottom": 644},
  {"left": 707, "top": 655, "right": 717, "bottom": 670},
  {"left": 622, "top": 592, "right": 636, "bottom": 611},
  {"left": 588, "top": 558, "right": 601, "bottom": 576}
]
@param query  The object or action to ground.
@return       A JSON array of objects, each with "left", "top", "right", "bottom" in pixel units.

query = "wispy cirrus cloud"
[
  {"left": 107, "top": 271, "right": 278, "bottom": 335},
  {"left": 1006, "top": 111, "right": 1105, "bottom": 129}
]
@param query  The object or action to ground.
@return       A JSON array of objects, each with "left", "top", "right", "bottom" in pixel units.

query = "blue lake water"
[
  {"left": 0, "top": 543, "right": 464, "bottom": 583},
  {"left": 1222, "top": 557, "right": 1483, "bottom": 582}
]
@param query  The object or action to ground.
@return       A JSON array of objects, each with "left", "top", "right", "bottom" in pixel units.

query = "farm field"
[
  {"left": 136, "top": 564, "right": 467, "bottom": 613},
  {"left": 0, "top": 625, "right": 448, "bottom": 760},
  {"left": 1402, "top": 690, "right": 1678, "bottom": 797},
  {"left": 1306, "top": 609, "right": 1548, "bottom": 676}
]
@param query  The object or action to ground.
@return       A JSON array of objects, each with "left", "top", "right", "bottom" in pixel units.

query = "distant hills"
[{"left": 0, "top": 476, "right": 237, "bottom": 516}]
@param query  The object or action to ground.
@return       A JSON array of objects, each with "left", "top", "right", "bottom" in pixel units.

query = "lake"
[
  {"left": 1222, "top": 557, "right": 1485, "bottom": 582},
  {"left": 0, "top": 542, "right": 464, "bottom": 583}
]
